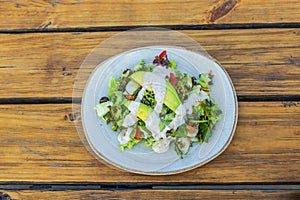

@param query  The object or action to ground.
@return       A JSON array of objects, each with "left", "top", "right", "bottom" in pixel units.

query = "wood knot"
[
  {"left": 62, "top": 67, "right": 73, "bottom": 76},
  {"left": 282, "top": 101, "right": 297, "bottom": 107},
  {"left": 209, "top": 0, "right": 238, "bottom": 23},
  {"left": 64, "top": 112, "right": 79, "bottom": 122},
  {"left": 62, "top": 72, "right": 73, "bottom": 76}
]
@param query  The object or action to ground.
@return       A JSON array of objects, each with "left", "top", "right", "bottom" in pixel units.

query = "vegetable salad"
[{"left": 95, "top": 50, "right": 221, "bottom": 158}]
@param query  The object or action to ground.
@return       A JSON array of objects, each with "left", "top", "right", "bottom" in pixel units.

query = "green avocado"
[
  {"left": 124, "top": 100, "right": 165, "bottom": 130},
  {"left": 124, "top": 100, "right": 152, "bottom": 121},
  {"left": 130, "top": 71, "right": 181, "bottom": 111}
]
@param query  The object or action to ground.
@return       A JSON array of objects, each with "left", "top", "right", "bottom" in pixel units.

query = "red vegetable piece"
[
  {"left": 159, "top": 50, "right": 167, "bottom": 58},
  {"left": 169, "top": 73, "right": 178, "bottom": 85},
  {"left": 134, "top": 127, "right": 141, "bottom": 140},
  {"left": 125, "top": 95, "right": 135, "bottom": 100}
]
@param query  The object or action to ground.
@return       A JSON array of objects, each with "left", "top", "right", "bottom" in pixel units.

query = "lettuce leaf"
[
  {"left": 95, "top": 101, "right": 113, "bottom": 118},
  {"left": 197, "top": 74, "right": 211, "bottom": 89},
  {"left": 120, "top": 137, "right": 141, "bottom": 151},
  {"left": 108, "top": 75, "right": 120, "bottom": 98}
]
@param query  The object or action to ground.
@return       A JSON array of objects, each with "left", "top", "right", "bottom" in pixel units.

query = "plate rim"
[{"left": 80, "top": 46, "right": 238, "bottom": 175}]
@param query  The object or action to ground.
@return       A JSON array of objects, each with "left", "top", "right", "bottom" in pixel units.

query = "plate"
[{"left": 81, "top": 46, "right": 238, "bottom": 175}]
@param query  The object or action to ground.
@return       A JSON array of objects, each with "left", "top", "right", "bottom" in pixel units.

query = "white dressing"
[
  {"left": 151, "top": 66, "right": 171, "bottom": 113},
  {"left": 152, "top": 137, "right": 173, "bottom": 153},
  {"left": 127, "top": 101, "right": 140, "bottom": 115},
  {"left": 118, "top": 127, "right": 133, "bottom": 144},
  {"left": 122, "top": 113, "right": 138, "bottom": 127},
  {"left": 145, "top": 111, "right": 163, "bottom": 139},
  {"left": 125, "top": 80, "right": 140, "bottom": 94},
  {"left": 183, "top": 91, "right": 209, "bottom": 115}
]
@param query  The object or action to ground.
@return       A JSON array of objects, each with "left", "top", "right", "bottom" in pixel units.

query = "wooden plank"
[
  {"left": 0, "top": 102, "right": 299, "bottom": 182},
  {"left": 0, "top": 0, "right": 300, "bottom": 30},
  {"left": 1, "top": 190, "right": 299, "bottom": 200},
  {"left": 0, "top": 29, "right": 299, "bottom": 98}
]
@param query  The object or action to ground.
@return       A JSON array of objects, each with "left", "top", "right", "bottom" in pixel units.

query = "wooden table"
[{"left": 1, "top": 0, "right": 300, "bottom": 199}]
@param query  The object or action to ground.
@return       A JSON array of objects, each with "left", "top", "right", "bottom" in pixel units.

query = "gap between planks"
[
  {"left": 0, "top": 95, "right": 299, "bottom": 104},
  {"left": 0, "top": 182, "right": 300, "bottom": 191},
  {"left": 0, "top": 23, "right": 300, "bottom": 34}
]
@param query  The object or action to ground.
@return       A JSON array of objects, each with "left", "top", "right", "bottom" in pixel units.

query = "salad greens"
[{"left": 95, "top": 50, "right": 222, "bottom": 158}]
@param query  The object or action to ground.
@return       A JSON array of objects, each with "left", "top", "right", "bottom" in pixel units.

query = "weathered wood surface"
[
  {"left": 0, "top": 0, "right": 299, "bottom": 199},
  {"left": 0, "top": 0, "right": 300, "bottom": 30},
  {"left": 0, "top": 29, "right": 299, "bottom": 98},
  {"left": 1, "top": 190, "right": 299, "bottom": 200},
  {"left": 0, "top": 102, "right": 299, "bottom": 182}
]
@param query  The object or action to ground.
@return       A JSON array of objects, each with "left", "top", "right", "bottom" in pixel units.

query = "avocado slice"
[
  {"left": 124, "top": 100, "right": 152, "bottom": 121},
  {"left": 124, "top": 101, "right": 165, "bottom": 130},
  {"left": 130, "top": 71, "right": 181, "bottom": 111}
]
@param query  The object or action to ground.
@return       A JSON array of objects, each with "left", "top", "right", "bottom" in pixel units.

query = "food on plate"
[{"left": 95, "top": 50, "right": 221, "bottom": 158}]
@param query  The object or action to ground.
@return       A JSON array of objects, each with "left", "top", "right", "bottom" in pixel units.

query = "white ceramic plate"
[{"left": 81, "top": 46, "right": 238, "bottom": 175}]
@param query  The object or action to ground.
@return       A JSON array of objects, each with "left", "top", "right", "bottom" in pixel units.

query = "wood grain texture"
[
  {"left": 0, "top": 29, "right": 299, "bottom": 98},
  {"left": 1, "top": 190, "right": 299, "bottom": 200},
  {"left": 0, "top": 0, "right": 300, "bottom": 30},
  {"left": 0, "top": 102, "right": 299, "bottom": 182}
]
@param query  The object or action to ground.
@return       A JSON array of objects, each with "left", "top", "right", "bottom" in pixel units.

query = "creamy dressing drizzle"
[
  {"left": 127, "top": 101, "right": 140, "bottom": 115},
  {"left": 118, "top": 66, "right": 210, "bottom": 153},
  {"left": 122, "top": 113, "right": 138, "bottom": 127},
  {"left": 119, "top": 102, "right": 140, "bottom": 144},
  {"left": 152, "top": 136, "right": 173, "bottom": 153},
  {"left": 135, "top": 66, "right": 170, "bottom": 113},
  {"left": 145, "top": 111, "right": 162, "bottom": 139},
  {"left": 118, "top": 127, "right": 133, "bottom": 145}
]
